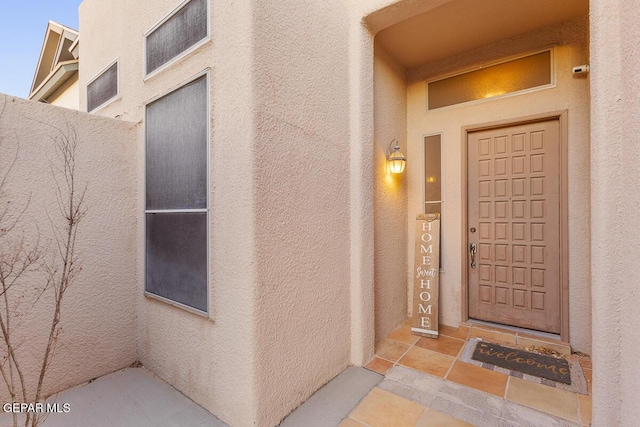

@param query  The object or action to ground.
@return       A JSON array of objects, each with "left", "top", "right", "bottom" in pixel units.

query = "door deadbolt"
[{"left": 470, "top": 227, "right": 476, "bottom": 233}]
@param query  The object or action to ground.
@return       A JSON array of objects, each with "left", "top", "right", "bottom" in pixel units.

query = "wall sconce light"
[{"left": 386, "top": 139, "right": 406, "bottom": 174}]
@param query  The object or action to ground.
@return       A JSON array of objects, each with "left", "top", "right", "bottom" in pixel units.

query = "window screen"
[
  {"left": 146, "top": 212, "right": 207, "bottom": 312},
  {"left": 145, "top": 74, "right": 208, "bottom": 313},
  {"left": 146, "top": 0, "right": 208, "bottom": 75},
  {"left": 87, "top": 62, "right": 118, "bottom": 112},
  {"left": 146, "top": 77, "right": 207, "bottom": 210}
]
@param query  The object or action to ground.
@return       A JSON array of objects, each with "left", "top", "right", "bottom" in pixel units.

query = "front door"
[{"left": 467, "top": 119, "right": 561, "bottom": 333}]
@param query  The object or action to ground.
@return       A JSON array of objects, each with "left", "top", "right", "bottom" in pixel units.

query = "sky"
[{"left": 0, "top": 1, "right": 82, "bottom": 98}]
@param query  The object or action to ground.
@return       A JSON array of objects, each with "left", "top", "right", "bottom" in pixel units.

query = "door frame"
[{"left": 461, "top": 111, "right": 569, "bottom": 342}]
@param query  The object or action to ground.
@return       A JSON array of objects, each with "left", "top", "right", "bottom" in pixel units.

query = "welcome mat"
[
  {"left": 472, "top": 341, "right": 571, "bottom": 384},
  {"left": 460, "top": 338, "right": 588, "bottom": 394}
]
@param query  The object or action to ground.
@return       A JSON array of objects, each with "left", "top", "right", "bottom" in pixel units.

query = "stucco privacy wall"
[
  {"left": 0, "top": 94, "right": 136, "bottom": 400},
  {"left": 590, "top": 0, "right": 640, "bottom": 424},
  {"left": 79, "top": 1, "right": 258, "bottom": 425},
  {"left": 404, "top": 17, "right": 591, "bottom": 352},
  {"left": 373, "top": 42, "right": 408, "bottom": 342}
]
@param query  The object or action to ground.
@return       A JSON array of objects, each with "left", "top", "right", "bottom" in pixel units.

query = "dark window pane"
[
  {"left": 146, "top": 76, "right": 207, "bottom": 210},
  {"left": 145, "top": 212, "right": 207, "bottom": 312},
  {"left": 146, "top": 0, "right": 207, "bottom": 74},
  {"left": 87, "top": 62, "right": 118, "bottom": 112}
]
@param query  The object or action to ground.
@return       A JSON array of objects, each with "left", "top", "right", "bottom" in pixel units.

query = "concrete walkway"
[
  {"left": 0, "top": 368, "right": 227, "bottom": 427},
  {"left": 0, "top": 366, "right": 382, "bottom": 427}
]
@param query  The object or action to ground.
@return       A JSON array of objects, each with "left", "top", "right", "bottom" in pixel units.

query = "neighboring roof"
[{"left": 29, "top": 21, "right": 79, "bottom": 102}]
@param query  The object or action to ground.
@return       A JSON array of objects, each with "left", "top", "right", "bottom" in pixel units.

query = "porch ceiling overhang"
[{"left": 375, "top": 0, "right": 589, "bottom": 69}]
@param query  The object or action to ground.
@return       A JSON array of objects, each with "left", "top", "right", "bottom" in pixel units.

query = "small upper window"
[
  {"left": 145, "top": 0, "right": 208, "bottom": 75},
  {"left": 87, "top": 61, "right": 118, "bottom": 112}
]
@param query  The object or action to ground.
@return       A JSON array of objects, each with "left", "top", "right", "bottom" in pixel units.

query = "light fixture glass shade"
[
  {"left": 388, "top": 144, "right": 406, "bottom": 174},
  {"left": 388, "top": 152, "right": 406, "bottom": 173}
]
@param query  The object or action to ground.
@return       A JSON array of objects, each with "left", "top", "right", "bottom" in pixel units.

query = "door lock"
[{"left": 469, "top": 243, "right": 477, "bottom": 269}]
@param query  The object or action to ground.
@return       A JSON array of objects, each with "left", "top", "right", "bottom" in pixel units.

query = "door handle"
[{"left": 469, "top": 243, "right": 477, "bottom": 269}]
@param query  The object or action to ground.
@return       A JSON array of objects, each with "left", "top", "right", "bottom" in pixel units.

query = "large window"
[
  {"left": 145, "top": 0, "right": 208, "bottom": 76},
  {"left": 87, "top": 61, "right": 118, "bottom": 112},
  {"left": 145, "top": 74, "right": 208, "bottom": 313}
]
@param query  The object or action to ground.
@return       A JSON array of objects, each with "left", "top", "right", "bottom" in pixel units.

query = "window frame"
[
  {"left": 86, "top": 58, "right": 119, "bottom": 113},
  {"left": 143, "top": 69, "right": 210, "bottom": 316},
  {"left": 143, "top": 0, "right": 211, "bottom": 80}
]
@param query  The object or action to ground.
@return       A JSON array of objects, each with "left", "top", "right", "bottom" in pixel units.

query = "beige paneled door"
[{"left": 468, "top": 119, "right": 561, "bottom": 333}]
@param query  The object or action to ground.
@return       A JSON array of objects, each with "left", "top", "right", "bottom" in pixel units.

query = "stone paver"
[{"left": 356, "top": 322, "right": 589, "bottom": 427}]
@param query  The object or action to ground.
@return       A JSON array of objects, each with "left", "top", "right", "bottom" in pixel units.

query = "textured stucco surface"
[
  {"left": 66, "top": 0, "right": 639, "bottom": 426},
  {"left": 373, "top": 42, "right": 408, "bottom": 342},
  {"left": 405, "top": 17, "right": 591, "bottom": 352},
  {"left": 80, "top": 1, "right": 258, "bottom": 426},
  {"left": 81, "top": 0, "right": 368, "bottom": 425},
  {"left": 78, "top": 0, "right": 404, "bottom": 424},
  {"left": 347, "top": 1, "right": 378, "bottom": 370},
  {"left": 363, "top": 0, "right": 453, "bottom": 35},
  {"left": 590, "top": 0, "right": 640, "bottom": 425},
  {"left": 251, "top": 1, "right": 354, "bottom": 425},
  {"left": 0, "top": 94, "right": 136, "bottom": 400}
]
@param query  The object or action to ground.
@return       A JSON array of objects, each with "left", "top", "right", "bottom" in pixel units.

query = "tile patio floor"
[
  {"left": 0, "top": 321, "right": 591, "bottom": 426},
  {"left": 342, "top": 320, "right": 592, "bottom": 427}
]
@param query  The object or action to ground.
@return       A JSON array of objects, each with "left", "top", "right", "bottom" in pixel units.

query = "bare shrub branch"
[{"left": 0, "top": 100, "right": 87, "bottom": 427}]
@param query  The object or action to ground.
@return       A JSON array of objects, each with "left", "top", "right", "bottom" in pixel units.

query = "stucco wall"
[
  {"left": 590, "top": 0, "right": 640, "bottom": 424},
  {"left": 0, "top": 94, "right": 136, "bottom": 400},
  {"left": 373, "top": 42, "right": 408, "bottom": 342},
  {"left": 251, "top": 1, "right": 353, "bottom": 423},
  {"left": 78, "top": 0, "right": 382, "bottom": 423},
  {"left": 80, "top": 1, "right": 258, "bottom": 426},
  {"left": 48, "top": 74, "right": 79, "bottom": 110},
  {"left": 404, "top": 17, "right": 591, "bottom": 352},
  {"left": 81, "top": 0, "right": 363, "bottom": 425}
]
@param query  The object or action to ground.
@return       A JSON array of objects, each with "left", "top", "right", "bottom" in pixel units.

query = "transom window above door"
[{"left": 427, "top": 49, "right": 554, "bottom": 110}]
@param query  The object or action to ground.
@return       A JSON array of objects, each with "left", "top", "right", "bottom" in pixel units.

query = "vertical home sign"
[{"left": 412, "top": 213, "right": 440, "bottom": 339}]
